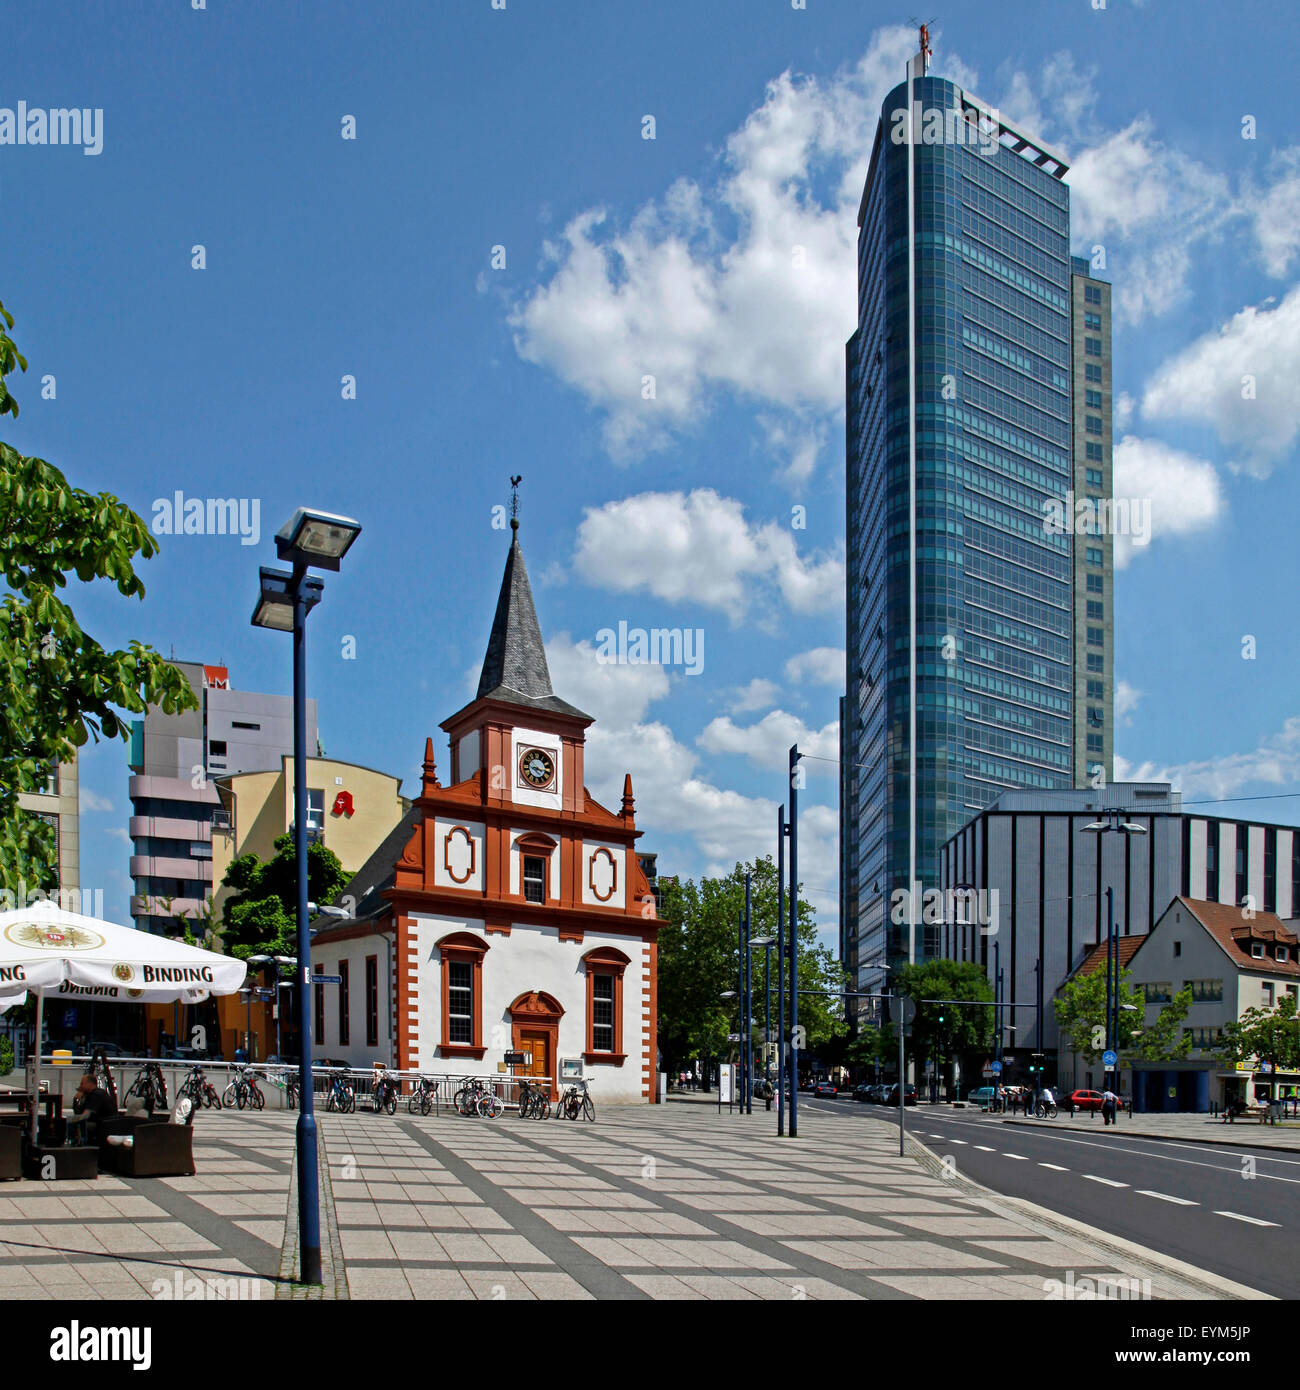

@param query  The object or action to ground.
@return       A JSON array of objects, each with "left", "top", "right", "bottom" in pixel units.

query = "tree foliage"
[
  {"left": 1054, "top": 965, "right": 1192, "bottom": 1064},
  {"left": 219, "top": 832, "right": 347, "bottom": 962},
  {"left": 895, "top": 959, "right": 995, "bottom": 1065},
  {"left": 656, "top": 855, "right": 846, "bottom": 1075},
  {"left": 1216, "top": 994, "right": 1300, "bottom": 1078},
  {"left": 0, "top": 298, "right": 196, "bottom": 892}
]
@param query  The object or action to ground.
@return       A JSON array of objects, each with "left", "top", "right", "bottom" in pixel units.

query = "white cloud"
[
  {"left": 80, "top": 789, "right": 114, "bottom": 813},
  {"left": 728, "top": 678, "right": 780, "bottom": 715},
  {"left": 697, "top": 709, "right": 839, "bottom": 774},
  {"left": 1140, "top": 286, "right": 1300, "bottom": 479},
  {"left": 1116, "top": 717, "right": 1300, "bottom": 802},
  {"left": 758, "top": 413, "right": 825, "bottom": 487},
  {"left": 544, "top": 632, "right": 670, "bottom": 727},
  {"left": 510, "top": 27, "right": 922, "bottom": 461},
  {"left": 1249, "top": 146, "right": 1300, "bottom": 277},
  {"left": 573, "top": 488, "right": 843, "bottom": 622},
  {"left": 785, "top": 646, "right": 846, "bottom": 688},
  {"left": 1114, "top": 680, "right": 1141, "bottom": 726},
  {"left": 104, "top": 826, "right": 130, "bottom": 845},
  {"left": 1114, "top": 391, "right": 1135, "bottom": 431},
  {"left": 1110, "top": 435, "right": 1223, "bottom": 567}
]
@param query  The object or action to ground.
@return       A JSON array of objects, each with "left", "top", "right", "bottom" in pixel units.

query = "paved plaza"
[{"left": 0, "top": 1102, "right": 1270, "bottom": 1300}]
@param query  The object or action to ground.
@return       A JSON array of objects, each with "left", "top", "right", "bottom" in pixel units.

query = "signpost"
[{"left": 310, "top": 974, "right": 342, "bottom": 985}]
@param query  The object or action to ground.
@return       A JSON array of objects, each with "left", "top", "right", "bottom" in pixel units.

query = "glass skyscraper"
[{"left": 841, "top": 39, "right": 1110, "bottom": 1010}]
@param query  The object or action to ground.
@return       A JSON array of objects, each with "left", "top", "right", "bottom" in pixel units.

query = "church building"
[{"left": 309, "top": 516, "right": 660, "bottom": 1103}]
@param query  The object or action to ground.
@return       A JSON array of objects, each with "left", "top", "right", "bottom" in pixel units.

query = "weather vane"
[{"left": 510, "top": 474, "right": 522, "bottom": 531}]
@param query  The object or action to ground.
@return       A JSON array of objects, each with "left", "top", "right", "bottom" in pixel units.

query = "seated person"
[{"left": 72, "top": 1071, "right": 118, "bottom": 1142}]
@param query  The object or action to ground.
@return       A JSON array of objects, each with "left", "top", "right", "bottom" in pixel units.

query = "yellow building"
[
  {"left": 146, "top": 756, "right": 409, "bottom": 1059},
  {"left": 16, "top": 756, "right": 80, "bottom": 904}
]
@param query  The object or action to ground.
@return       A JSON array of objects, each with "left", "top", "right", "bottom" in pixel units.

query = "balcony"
[
  {"left": 129, "top": 815, "right": 213, "bottom": 842},
  {"left": 129, "top": 855, "right": 214, "bottom": 882}
]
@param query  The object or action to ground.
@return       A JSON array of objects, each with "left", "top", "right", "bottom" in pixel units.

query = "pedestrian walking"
[{"left": 1101, "top": 1086, "right": 1117, "bottom": 1126}]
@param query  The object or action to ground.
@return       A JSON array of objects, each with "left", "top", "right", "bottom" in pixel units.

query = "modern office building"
[
  {"left": 842, "top": 31, "right": 1110, "bottom": 1010},
  {"left": 1069, "top": 255, "right": 1114, "bottom": 786},
  {"left": 938, "top": 781, "right": 1300, "bottom": 1070},
  {"left": 16, "top": 755, "right": 80, "bottom": 904},
  {"left": 127, "top": 661, "right": 317, "bottom": 935}
]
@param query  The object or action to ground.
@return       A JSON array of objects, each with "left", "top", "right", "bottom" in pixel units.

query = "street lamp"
[
  {"left": 251, "top": 506, "right": 361, "bottom": 1288},
  {"left": 749, "top": 935, "right": 775, "bottom": 1095},
  {"left": 1082, "top": 811, "right": 1148, "bottom": 1092}
]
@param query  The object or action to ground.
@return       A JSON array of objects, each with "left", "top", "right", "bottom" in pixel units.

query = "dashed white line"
[
  {"left": 1214, "top": 1211, "right": 1281, "bottom": 1227},
  {"left": 1039, "top": 1162, "right": 1069, "bottom": 1171},
  {"left": 949, "top": 1139, "right": 967, "bottom": 1145},
  {"left": 1138, "top": 1190, "right": 1197, "bottom": 1206},
  {"left": 975, "top": 1145, "right": 995, "bottom": 1152},
  {"left": 1003, "top": 1153, "right": 1029, "bottom": 1161},
  {"left": 1083, "top": 1175, "right": 1128, "bottom": 1188}
]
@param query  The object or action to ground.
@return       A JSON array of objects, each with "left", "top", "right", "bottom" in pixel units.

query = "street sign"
[
  {"left": 1102, "top": 1049, "right": 1117, "bottom": 1068},
  {"left": 899, "top": 997, "right": 916, "bottom": 1027},
  {"left": 310, "top": 974, "right": 342, "bottom": 985},
  {"left": 719, "top": 1064, "right": 734, "bottom": 1103},
  {"left": 990, "top": 1060, "right": 1002, "bottom": 1074}
]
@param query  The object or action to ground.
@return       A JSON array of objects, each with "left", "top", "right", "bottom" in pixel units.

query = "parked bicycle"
[
  {"left": 126, "top": 1062, "right": 168, "bottom": 1113},
  {"left": 555, "top": 1080, "right": 595, "bottom": 1122},
  {"left": 452, "top": 1076, "right": 502, "bottom": 1118},
  {"left": 408, "top": 1075, "right": 438, "bottom": 1116},
  {"left": 517, "top": 1078, "right": 550, "bottom": 1120},
  {"left": 371, "top": 1067, "right": 399, "bottom": 1116},
  {"left": 222, "top": 1066, "right": 265, "bottom": 1111},
  {"left": 325, "top": 1069, "right": 356, "bottom": 1114},
  {"left": 178, "top": 1065, "right": 222, "bottom": 1110}
]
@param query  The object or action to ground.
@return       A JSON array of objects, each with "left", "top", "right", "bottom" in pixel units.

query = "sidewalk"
[{"left": 998, "top": 1109, "right": 1300, "bottom": 1152}]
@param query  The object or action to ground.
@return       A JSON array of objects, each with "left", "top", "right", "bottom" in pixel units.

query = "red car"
[{"left": 1070, "top": 1089, "right": 1105, "bottom": 1112}]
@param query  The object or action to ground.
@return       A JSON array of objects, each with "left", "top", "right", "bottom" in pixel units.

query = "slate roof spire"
[{"left": 474, "top": 493, "right": 591, "bottom": 720}]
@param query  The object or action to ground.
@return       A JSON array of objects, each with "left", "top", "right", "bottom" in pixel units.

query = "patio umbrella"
[{"left": 0, "top": 897, "right": 247, "bottom": 1144}]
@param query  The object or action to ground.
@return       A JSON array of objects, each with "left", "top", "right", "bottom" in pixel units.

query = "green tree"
[
  {"left": 1216, "top": 995, "right": 1300, "bottom": 1099},
  {"left": 656, "top": 855, "right": 846, "bottom": 1080},
  {"left": 1131, "top": 985, "right": 1194, "bottom": 1063},
  {"left": 219, "top": 833, "right": 347, "bottom": 961},
  {"left": 1053, "top": 964, "right": 1144, "bottom": 1065},
  {"left": 845, "top": 1022, "right": 896, "bottom": 1077},
  {"left": 0, "top": 298, "right": 196, "bottom": 891},
  {"left": 895, "top": 959, "right": 994, "bottom": 1091}
]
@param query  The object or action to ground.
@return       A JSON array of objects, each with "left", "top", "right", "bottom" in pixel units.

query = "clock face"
[{"left": 519, "top": 747, "right": 556, "bottom": 790}]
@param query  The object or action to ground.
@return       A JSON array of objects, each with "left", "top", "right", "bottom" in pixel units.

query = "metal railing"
[{"left": 12, "top": 1056, "right": 540, "bottom": 1116}]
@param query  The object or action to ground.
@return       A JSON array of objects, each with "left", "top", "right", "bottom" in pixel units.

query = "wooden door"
[{"left": 520, "top": 1030, "right": 550, "bottom": 1090}]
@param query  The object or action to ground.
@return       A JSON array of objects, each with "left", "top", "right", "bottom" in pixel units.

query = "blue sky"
[{"left": 5, "top": 0, "right": 1300, "bottom": 941}]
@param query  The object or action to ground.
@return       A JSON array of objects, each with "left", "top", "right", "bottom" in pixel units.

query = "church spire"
[{"left": 476, "top": 479, "right": 554, "bottom": 703}]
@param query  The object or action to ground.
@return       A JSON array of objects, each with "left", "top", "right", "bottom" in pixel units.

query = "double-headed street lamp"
[
  {"left": 1082, "top": 811, "right": 1147, "bottom": 1092},
  {"left": 251, "top": 507, "right": 361, "bottom": 1287}
]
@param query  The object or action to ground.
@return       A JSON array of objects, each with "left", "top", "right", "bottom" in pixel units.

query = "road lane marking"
[
  {"left": 1214, "top": 1211, "right": 1281, "bottom": 1227},
  {"left": 949, "top": 1139, "right": 967, "bottom": 1145},
  {"left": 975, "top": 1145, "right": 995, "bottom": 1152},
  {"left": 1083, "top": 1175, "right": 1128, "bottom": 1187},
  {"left": 1039, "top": 1162, "right": 1069, "bottom": 1171},
  {"left": 1138, "top": 1190, "right": 1197, "bottom": 1205},
  {"left": 1003, "top": 1153, "right": 1028, "bottom": 1160}
]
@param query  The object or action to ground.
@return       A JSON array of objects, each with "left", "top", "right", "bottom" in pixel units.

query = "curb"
[
  {"left": 998, "top": 1116, "right": 1300, "bottom": 1155},
  {"left": 899, "top": 1125, "right": 1272, "bottom": 1301}
]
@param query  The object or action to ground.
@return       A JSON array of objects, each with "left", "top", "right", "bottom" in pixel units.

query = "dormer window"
[
  {"left": 1277, "top": 947, "right": 1289, "bottom": 963},
  {"left": 1251, "top": 942, "right": 1265, "bottom": 959},
  {"left": 522, "top": 856, "right": 546, "bottom": 904}
]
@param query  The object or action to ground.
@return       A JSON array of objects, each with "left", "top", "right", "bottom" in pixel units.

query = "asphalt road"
[{"left": 800, "top": 1097, "right": 1299, "bottom": 1298}]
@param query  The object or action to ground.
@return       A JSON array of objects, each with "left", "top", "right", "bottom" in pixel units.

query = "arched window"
[
  {"left": 436, "top": 931, "right": 489, "bottom": 1059},
  {"left": 581, "top": 946, "right": 630, "bottom": 1064}
]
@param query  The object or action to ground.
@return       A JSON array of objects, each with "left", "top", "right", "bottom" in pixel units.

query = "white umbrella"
[{"left": 0, "top": 898, "right": 247, "bottom": 1145}]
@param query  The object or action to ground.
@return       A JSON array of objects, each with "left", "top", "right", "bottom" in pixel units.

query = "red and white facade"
[{"left": 310, "top": 531, "right": 659, "bottom": 1102}]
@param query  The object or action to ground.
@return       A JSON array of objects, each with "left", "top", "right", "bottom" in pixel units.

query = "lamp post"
[
  {"left": 1082, "top": 812, "right": 1148, "bottom": 1091},
  {"left": 788, "top": 744, "right": 801, "bottom": 1138},
  {"left": 749, "top": 934, "right": 774, "bottom": 1109},
  {"left": 744, "top": 874, "right": 753, "bottom": 1116},
  {"left": 719, "top": 990, "right": 738, "bottom": 1113},
  {"left": 777, "top": 804, "right": 786, "bottom": 1136},
  {"left": 251, "top": 507, "right": 361, "bottom": 1287}
]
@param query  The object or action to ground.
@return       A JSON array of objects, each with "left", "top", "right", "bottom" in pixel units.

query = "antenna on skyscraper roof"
[{"left": 908, "top": 16, "right": 934, "bottom": 74}]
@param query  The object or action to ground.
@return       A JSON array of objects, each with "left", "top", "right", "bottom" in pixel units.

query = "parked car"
[
  {"left": 813, "top": 1080, "right": 838, "bottom": 1098},
  {"left": 1069, "top": 1089, "right": 1106, "bottom": 1112},
  {"left": 966, "top": 1086, "right": 997, "bottom": 1109},
  {"left": 853, "top": 1082, "right": 874, "bottom": 1102},
  {"left": 88, "top": 1041, "right": 126, "bottom": 1057},
  {"left": 884, "top": 1083, "right": 918, "bottom": 1106}
]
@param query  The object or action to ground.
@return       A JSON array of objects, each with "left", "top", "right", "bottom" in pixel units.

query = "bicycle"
[
  {"left": 1035, "top": 1099, "right": 1058, "bottom": 1119},
  {"left": 222, "top": 1066, "right": 265, "bottom": 1111},
  {"left": 126, "top": 1063, "right": 168, "bottom": 1114},
  {"left": 475, "top": 1088, "right": 503, "bottom": 1118},
  {"left": 179, "top": 1065, "right": 222, "bottom": 1110},
  {"left": 408, "top": 1076, "right": 437, "bottom": 1116},
  {"left": 517, "top": 1078, "right": 550, "bottom": 1119},
  {"left": 555, "top": 1080, "right": 595, "bottom": 1122},
  {"left": 453, "top": 1076, "right": 486, "bottom": 1116},
  {"left": 325, "top": 1070, "right": 356, "bottom": 1114},
  {"left": 371, "top": 1070, "right": 399, "bottom": 1116}
]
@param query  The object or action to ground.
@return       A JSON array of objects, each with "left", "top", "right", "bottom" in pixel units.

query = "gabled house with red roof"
[{"left": 307, "top": 519, "right": 659, "bottom": 1102}]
